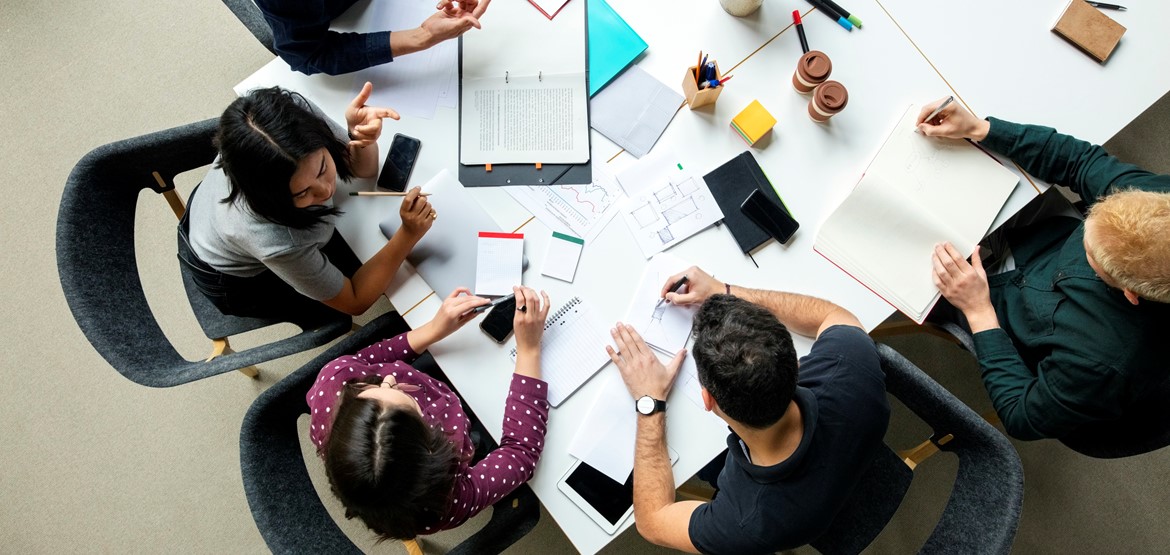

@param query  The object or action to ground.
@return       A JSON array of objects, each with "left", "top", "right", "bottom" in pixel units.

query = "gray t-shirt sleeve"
[{"left": 259, "top": 239, "right": 346, "bottom": 301}]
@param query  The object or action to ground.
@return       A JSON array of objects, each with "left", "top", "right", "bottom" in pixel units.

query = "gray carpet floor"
[{"left": 4, "top": 1, "right": 1169, "bottom": 553}]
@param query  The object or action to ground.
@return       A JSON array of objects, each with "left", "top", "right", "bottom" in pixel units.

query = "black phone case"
[
  {"left": 741, "top": 189, "right": 799, "bottom": 244},
  {"left": 480, "top": 296, "right": 516, "bottom": 343},
  {"left": 377, "top": 134, "right": 420, "bottom": 192}
]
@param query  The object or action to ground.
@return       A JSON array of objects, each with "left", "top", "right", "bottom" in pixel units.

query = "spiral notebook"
[{"left": 509, "top": 297, "right": 613, "bottom": 407}]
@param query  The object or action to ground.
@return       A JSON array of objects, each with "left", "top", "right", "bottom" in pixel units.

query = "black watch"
[{"left": 636, "top": 395, "right": 666, "bottom": 416}]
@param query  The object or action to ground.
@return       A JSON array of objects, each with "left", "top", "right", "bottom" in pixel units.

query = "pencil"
[
  {"left": 696, "top": 50, "right": 703, "bottom": 86},
  {"left": 348, "top": 191, "right": 432, "bottom": 197}
]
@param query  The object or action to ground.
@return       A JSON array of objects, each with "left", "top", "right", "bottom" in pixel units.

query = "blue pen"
[
  {"left": 704, "top": 62, "right": 717, "bottom": 81},
  {"left": 807, "top": 0, "right": 854, "bottom": 31}
]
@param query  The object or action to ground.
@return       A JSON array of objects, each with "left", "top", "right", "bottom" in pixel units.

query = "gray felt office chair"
[
  {"left": 56, "top": 118, "right": 352, "bottom": 387},
  {"left": 220, "top": 0, "right": 275, "bottom": 54},
  {"left": 806, "top": 343, "right": 1024, "bottom": 554},
  {"left": 239, "top": 311, "right": 540, "bottom": 555}
]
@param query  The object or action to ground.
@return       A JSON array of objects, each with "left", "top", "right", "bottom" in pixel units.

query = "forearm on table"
[
  {"left": 513, "top": 349, "right": 541, "bottom": 380},
  {"left": 633, "top": 414, "right": 701, "bottom": 551},
  {"left": 729, "top": 285, "right": 847, "bottom": 338},
  {"left": 346, "top": 232, "right": 416, "bottom": 312},
  {"left": 389, "top": 28, "right": 433, "bottom": 59}
]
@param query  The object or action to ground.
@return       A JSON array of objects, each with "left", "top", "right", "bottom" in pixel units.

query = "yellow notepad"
[{"left": 731, "top": 100, "right": 776, "bottom": 146}]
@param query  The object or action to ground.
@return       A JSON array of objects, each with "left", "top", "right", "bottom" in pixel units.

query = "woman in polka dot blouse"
[{"left": 307, "top": 285, "right": 552, "bottom": 540}]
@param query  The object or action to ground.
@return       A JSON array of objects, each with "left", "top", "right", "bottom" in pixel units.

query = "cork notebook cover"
[{"left": 1052, "top": 0, "right": 1126, "bottom": 63}]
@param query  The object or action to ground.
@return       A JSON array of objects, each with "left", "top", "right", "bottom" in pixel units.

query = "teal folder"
[{"left": 588, "top": 0, "right": 648, "bottom": 97}]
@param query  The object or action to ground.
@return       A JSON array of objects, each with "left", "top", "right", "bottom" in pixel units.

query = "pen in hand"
[
  {"left": 917, "top": 96, "right": 954, "bottom": 133},
  {"left": 655, "top": 275, "right": 690, "bottom": 309}
]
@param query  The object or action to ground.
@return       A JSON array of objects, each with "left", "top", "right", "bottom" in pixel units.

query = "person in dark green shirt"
[{"left": 917, "top": 98, "right": 1170, "bottom": 441}]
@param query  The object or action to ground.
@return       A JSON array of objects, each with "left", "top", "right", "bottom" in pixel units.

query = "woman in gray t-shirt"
[{"left": 179, "top": 85, "right": 433, "bottom": 323}]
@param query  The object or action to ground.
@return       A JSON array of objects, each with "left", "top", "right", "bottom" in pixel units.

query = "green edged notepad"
[{"left": 541, "top": 232, "right": 585, "bottom": 282}]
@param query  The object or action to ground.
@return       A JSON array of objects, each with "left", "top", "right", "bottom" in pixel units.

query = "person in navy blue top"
[
  {"left": 256, "top": 0, "right": 491, "bottom": 76},
  {"left": 606, "top": 266, "right": 890, "bottom": 554}
]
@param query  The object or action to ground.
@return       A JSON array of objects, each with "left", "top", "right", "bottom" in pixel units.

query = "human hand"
[
  {"left": 661, "top": 266, "right": 723, "bottom": 306},
  {"left": 513, "top": 286, "right": 551, "bottom": 355},
  {"left": 398, "top": 187, "right": 435, "bottom": 240},
  {"left": 915, "top": 97, "right": 989, "bottom": 141},
  {"left": 606, "top": 323, "right": 686, "bottom": 401},
  {"left": 345, "top": 82, "right": 400, "bottom": 148},
  {"left": 429, "top": 288, "right": 490, "bottom": 339},
  {"left": 420, "top": 0, "right": 491, "bottom": 47},
  {"left": 931, "top": 243, "right": 999, "bottom": 331}
]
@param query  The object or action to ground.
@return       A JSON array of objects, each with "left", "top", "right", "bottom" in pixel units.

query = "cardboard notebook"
[{"left": 1052, "top": 0, "right": 1126, "bottom": 63}]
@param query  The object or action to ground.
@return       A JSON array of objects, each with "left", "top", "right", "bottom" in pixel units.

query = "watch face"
[{"left": 636, "top": 396, "right": 655, "bottom": 415}]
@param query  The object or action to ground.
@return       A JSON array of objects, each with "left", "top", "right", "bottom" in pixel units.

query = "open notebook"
[
  {"left": 814, "top": 106, "right": 1019, "bottom": 323},
  {"left": 509, "top": 297, "right": 613, "bottom": 406}
]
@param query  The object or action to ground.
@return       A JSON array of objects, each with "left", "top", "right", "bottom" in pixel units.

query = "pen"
[
  {"left": 805, "top": 0, "right": 854, "bottom": 31},
  {"left": 716, "top": 74, "right": 734, "bottom": 85},
  {"left": 698, "top": 79, "right": 720, "bottom": 90},
  {"left": 819, "top": 0, "right": 862, "bottom": 28},
  {"left": 1086, "top": 1, "right": 1126, "bottom": 10},
  {"left": 793, "top": 10, "right": 810, "bottom": 54},
  {"left": 655, "top": 275, "right": 690, "bottom": 309},
  {"left": 919, "top": 96, "right": 955, "bottom": 130},
  {"left": 470, "top": 293, "right": 515, "bottom": 314},
  {"left": 349, "top": 191, "right": 432, "bottom": 197}
]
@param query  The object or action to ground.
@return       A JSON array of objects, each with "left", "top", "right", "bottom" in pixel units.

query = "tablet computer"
[{"left": 557, "top": 447, "right": 679, "bottom": 535}]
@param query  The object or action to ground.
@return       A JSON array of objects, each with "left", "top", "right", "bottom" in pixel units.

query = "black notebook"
[{"left": 703, "top": 151, "right": 788, "bottom": 253}]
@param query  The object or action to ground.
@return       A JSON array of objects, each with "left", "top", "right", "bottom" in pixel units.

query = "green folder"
[{"left": 588, "top": 0, "right": 648, "bottom": 97}]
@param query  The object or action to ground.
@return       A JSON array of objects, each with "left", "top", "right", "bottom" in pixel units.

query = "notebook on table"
[
  {"left": 509, "top": 296, "right": 613, "bottom": 406},
  {"left": 813, "top": 106, "right": 1019, "bottom": 324},
  {"left": 704, "top": 151, "right": 791, "bottom": 254},
  {"left": 1052, "top": 0, "right": 1126, "bottom": 63}
]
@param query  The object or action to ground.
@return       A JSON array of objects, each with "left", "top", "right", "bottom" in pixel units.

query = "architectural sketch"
[
  {"left": 632, "top": 201, "right": 659, "bottom": 227},
  {"left": 653, "top": 183, "right": 678, "bottom": 203},
  {"left": 662, "top": 197, "right": 699, "bottom": 225}
]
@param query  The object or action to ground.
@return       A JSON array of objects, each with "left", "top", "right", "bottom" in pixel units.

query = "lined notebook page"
[{"left": 510, "top": 297, "right": 613, "bottom": 406}]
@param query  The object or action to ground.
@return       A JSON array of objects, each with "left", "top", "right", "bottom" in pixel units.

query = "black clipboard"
[{"left": 456, "top": 2, "right": 592, "bottom": 187}]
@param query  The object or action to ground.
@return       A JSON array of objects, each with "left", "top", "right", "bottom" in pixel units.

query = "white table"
[{"left": 234, "top": 0, "right": 1168, "bottom": 552}]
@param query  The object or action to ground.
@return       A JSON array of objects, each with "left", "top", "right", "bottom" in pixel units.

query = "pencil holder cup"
[
  {"left": 682, "top": 63, "right": 723, "bottom": 109},
  {"left": 809, "top": 80, "right": 848, "bottom": 122},
  {"left": 719, "top": 0, "right": 763, "bottom": 16},
  {"left": 792, "top": 51, "right": 832, "bottom": 94}
]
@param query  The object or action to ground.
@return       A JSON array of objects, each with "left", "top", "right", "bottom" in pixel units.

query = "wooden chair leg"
[
  {"left": 403, "top": 538, "right": 424, "bottom": 555},
  {"left": 155, "top": 172, "right": 186, "bottom": 220},
  {"left": 677, "top": 479, "right": 716, "bottom": 502},
  {"left": 206, "top": 338, "right": 260, "bottom": 378},
  {"left": 899, "top": 433, "right": 954, "bottom": 470}
]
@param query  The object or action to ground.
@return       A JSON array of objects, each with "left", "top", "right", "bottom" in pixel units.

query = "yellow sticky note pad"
[{"left": 731, "top": 100, "right": 777, "bottom": 146}]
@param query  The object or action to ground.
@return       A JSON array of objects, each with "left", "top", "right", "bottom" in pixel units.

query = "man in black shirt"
[{"left": 607, "top": 267, "right": 890, "bottom": 554}]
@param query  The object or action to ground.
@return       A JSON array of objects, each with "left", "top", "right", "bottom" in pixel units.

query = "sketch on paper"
[
  {"left": 616, "top": 150, "right": 724, "bottom": 258},
  {"left": 505, "top": 167, "right": 625, "bottom": 242}
]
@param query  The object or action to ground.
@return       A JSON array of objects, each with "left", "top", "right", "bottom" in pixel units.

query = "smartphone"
[
  {"left": 479, "top": 295, "right": 516, "bottom": 344},
  {"left": 377, "top": 133, "right": 421, "bottom": 192},
  {"left": 740, "top": 189, "right": 799, "bottom": 244}
]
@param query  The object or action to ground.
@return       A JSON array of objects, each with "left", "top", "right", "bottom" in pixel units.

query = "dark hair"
[
  {"left": 692, "top": 294, "right": 798, "bottom": 429},
  {"left": 214, "top": 86, "right": 351, "bottom": 229},
  {"left": 324, "top": 375, "right": 459, "bottom": 540}
]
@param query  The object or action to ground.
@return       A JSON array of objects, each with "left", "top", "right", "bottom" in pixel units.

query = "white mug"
[{"left": 719, "top": 0, "right": 763, "bottom": 17}]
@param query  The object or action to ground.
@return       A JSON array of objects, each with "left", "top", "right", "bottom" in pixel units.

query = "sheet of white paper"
[
  {"left": 623, "top": 253, "right": 697, "bottom": 354},
  {"left": 504, "top": 166, "right": 625, "bottom": 243},
  {"left": 541, "top": 232, "right": 584, "bottom": 282},
  {"left": 674, "top": 349, "right": 707, "bottom": 411},
  {"left": 529, "top": 0, "right": 573, "bottom": 18},
  {"left": 347, "top": 0, "right": 448, "bottom": 119},
  {"left": 568, "top": 368, "right": 638, "bottom": 483},
  {"left": 460, "top": 73, "right": 590, "bottom": 164},
  {"left": 508, "top": 297, "right": 614, "bottom": 406},
  {"left": 475, "top": 233, "right": 524, "bottom": 296},
  {"left": 616, "top": 149, "right": 725, "bottom": 258},
  {"left": 590, "top": 65, "right": 683, "bottom": 158}
]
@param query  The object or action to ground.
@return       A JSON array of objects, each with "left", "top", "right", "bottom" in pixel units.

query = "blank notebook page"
[{"left": 510, "top": 297, "right": 613, "bottom": 406}]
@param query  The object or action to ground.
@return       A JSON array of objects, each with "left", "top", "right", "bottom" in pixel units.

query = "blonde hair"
[{"left": 1085, "top": 189, "right": 1170, "bottom": 303}]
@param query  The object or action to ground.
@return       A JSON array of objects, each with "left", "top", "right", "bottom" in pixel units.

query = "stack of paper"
[
  {"left": 542, "top": 232, "right": 585, "bottom": 282},
  {"left": 731, "top": 100, "right": 777, "bottom": 146},
  {"left": 591, "top": 65, "right": 683, "bottom": 158},
  {"left": 616, "top": 149, "right": 725, "bottom": 258}
]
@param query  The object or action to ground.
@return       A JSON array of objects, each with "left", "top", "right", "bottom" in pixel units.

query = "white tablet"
[{"left": 557, "top": 447, "right": 680, "bottom": 535}]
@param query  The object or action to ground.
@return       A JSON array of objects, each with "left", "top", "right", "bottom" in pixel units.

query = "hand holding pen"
[
  {"left": 915, "top": 96, "right": 990, "bottom": 142},
  {"left": 659, "top": 266, "right": 724, "bottom": 306}
]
